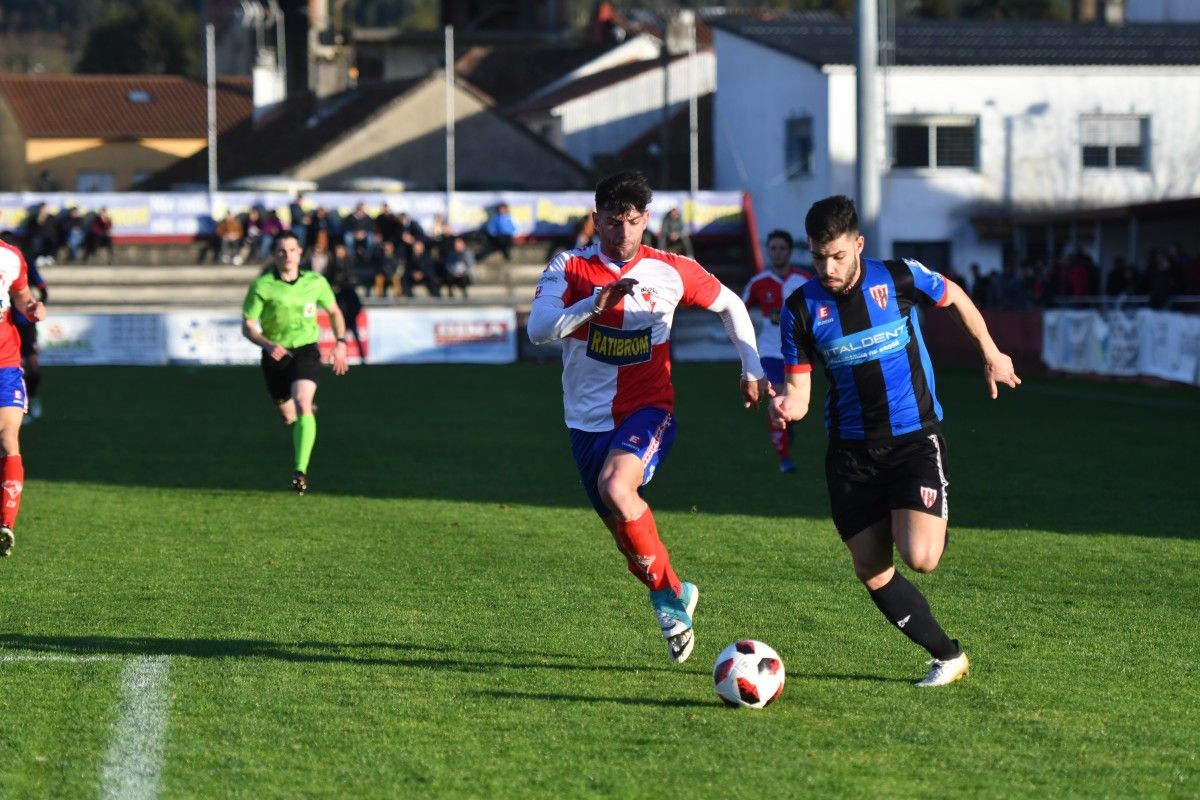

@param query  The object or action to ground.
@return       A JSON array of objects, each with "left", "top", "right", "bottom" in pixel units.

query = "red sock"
[
  {"left": 612, "top": 507, "right": 681, "bottom": 594},
  {"left": 1, "top": 455, "right": 23, "bottom": 528},
  {"left": 769, "top": 420, "right": 792, "bottom": 460}
]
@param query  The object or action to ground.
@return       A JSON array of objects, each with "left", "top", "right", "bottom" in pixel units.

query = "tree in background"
[{"left": 76, "top": 0, "right": 200, "bottom": 76}]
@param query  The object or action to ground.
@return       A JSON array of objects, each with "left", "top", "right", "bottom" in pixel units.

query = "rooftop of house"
[
  {"left": 711, "top": 14, "right": 1200, "bottom": 68},
  {"left": 0, "top": 74, "right": 253, "bottom": 138}
]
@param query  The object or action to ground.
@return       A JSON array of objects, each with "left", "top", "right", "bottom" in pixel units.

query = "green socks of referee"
[
  {"left": 293, "top": 413, "right": 317, "bottom": 473},
  {"left": 867, "top": 571, "right": 961, "bottom": 661}
]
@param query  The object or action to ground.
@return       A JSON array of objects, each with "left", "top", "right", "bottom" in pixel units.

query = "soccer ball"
[{"left": 712, "top": 640, "right": 786, "bottom": 708}]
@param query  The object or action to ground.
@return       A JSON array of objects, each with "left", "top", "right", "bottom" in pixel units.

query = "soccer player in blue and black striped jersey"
[{"left": 770, "top": 195, "right": 1020, "bottom": 687}]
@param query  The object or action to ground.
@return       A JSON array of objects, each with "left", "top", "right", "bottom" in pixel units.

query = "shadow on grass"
[
  {"left": 0, "top": 633, "right": 686, "bottom": 675},
  {"left": 22, "top": 364, "right": 1200, "bottom": 539},
  {"left": 481, "top": 689, "right": 713, "bottom": 708}
]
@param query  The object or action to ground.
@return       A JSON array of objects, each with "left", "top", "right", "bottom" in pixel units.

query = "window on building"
[
  {"left": 891, "top": 116, "right": 978, "bottom": 169},
  {"left": 1080, "top": 115, "right": 1148, "bottom": 169},
  {"left": 76, "top": 171, "right": 115, "bottom": 192},
  {"left": 784, "top": 116, "right": 813, "bottom": 179}
]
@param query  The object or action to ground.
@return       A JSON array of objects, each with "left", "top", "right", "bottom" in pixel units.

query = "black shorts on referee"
[
  {"left": 261, "top": 342, "right": 322, "bottom": 403},
  {"left": 824, "top": 429, "right": 950, "bottom": 541}
]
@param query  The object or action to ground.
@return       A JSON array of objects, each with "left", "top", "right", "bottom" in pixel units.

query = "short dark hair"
[
  {"left": 276, "top": 230, "right": 300, "bottom": 246},
  {"left": 766, "top": 229, "right": 794, "bottom": 250},
  {"left": 595, "top": 170, "right": 652, "bottom": 214},
  {"left": 805, "top": 195, "right": 858, "bottom": 245}
]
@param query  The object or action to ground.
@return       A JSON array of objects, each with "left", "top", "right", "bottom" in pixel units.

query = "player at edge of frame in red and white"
[{"left": 0, "top": 209, "right": 49, "bottom": 558}]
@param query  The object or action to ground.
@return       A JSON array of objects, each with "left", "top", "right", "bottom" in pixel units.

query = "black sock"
[{"left": 867, "top": 571, "right": 960, "bottom": 660}]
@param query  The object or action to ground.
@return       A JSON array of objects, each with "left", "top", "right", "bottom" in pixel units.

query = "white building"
[{"left": 711, "top": 16, "right": 1200, "bottom": 272}]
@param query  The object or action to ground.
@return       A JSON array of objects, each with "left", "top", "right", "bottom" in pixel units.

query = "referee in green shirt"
[{"left": 241, "top": 230, "right": 350, "bottom": 494}]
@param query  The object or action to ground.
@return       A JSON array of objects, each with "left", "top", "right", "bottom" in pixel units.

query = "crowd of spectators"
[
  {"left": 0, "top": 202, "right": 114, "bottom": 266},
  {"left": 203, "top": 195, "right": 478, "bottom": 300},
  {"left": 959, "top": 245, "right": 1199, "bottom": 311}
]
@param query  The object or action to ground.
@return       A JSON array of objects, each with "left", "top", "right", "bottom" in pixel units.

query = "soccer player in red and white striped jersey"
[
  {"left": 528, "top": 171, "right": 769, "bottom": 664},
  {"left": 742, "top": 229, "right": 813, "bottom": 472}
]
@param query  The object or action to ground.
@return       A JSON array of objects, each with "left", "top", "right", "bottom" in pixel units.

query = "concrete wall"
[{"left": 0, "top": 98, "right": 26, "bottom": 191}]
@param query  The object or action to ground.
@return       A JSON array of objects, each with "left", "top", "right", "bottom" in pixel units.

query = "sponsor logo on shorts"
[
  {"left": 870, "top": 284, "right": 889, "bottom": 310},
  {"left": 921, "top": 486, "right": 938, "bottom": 508},
  {"left": 627, "top": 434, "right": 641, "bottom": 445},
  {"left": 586, "top": 323, "right": 652, "bottom": 365}
]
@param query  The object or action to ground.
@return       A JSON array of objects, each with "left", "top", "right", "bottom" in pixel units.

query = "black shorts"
[
  {"left": 260, "top": 342, "right": 322, "bottom": 403},
  {"left": 825, "top": 430, "right": 950, "bottom": 540},
  {"left": 17, "top": 323, "right": 37, "bottom": 358}
]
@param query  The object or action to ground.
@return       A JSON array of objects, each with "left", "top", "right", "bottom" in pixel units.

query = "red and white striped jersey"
[
  {"left": 0, "top": 240, "right": 29, "bottom": 368},
  {"left": 742, "top": 267, "right": 812, "bottom": 360},
  {"left": 531, "top": 243, "right": 724, "bottom": 432}
]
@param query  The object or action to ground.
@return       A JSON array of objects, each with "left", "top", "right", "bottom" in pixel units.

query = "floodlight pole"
[
  {"left": 206, "top": 24, "right": 218, "bottom": 203},
  {"left": 686, "top": 10, "right": 698, "bottom": 197},
  {"left": 445, "top": 24, "right": 456, "bottom": 223},
  {"left": 855, "top": 0, "right": 881, "bottom": 251}
]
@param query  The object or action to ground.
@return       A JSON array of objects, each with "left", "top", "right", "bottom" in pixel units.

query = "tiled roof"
[
  {"left": 711, "top": 15, "right": 1200, "bottom": 67},
  {"left": 0, "top": 74, "right": 253, "bottom": 138}
]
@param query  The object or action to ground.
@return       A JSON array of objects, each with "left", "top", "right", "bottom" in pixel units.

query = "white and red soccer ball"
[{"left": 712, "top": 640, "right": 786, "bottom": 708}]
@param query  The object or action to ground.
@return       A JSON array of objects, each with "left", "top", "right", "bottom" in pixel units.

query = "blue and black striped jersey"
[{"left": 781, "top": 257, "right": 950, "bottom": 446}]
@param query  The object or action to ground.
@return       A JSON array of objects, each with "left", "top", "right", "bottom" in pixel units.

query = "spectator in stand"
[
  {"left": 259, "top": 210, "right": 283, "bottom": 263},
  {"left": 243, "top": 209, "right": 264, "bottom": 263},
  {"left": 306, "top": 230, "right": 332, "bottom": 275},
  {"left": 307, "top": 206, "right": 335, "bottom": 257},
  {"left": 968, "top": 263, "right": 988, "bottom": 308},
  {"left": 1105, "top": 257, "right": 1139, "bottom": 298},
  {"left": 375, "top": 203, "right": 400, "bottom": 249},
  {"left": 1147, "top": 248, "right": 1181, "bottom": 309},
  {"left": 216, "top": 211, "right": 245, "bottom": 265},
  {"left": 428, "top": 212, "right": 453, "bottom": 268},
  {"left": 329, "top": 265, "right": 365, "bottom": 361},
  {"left": 57, "top": 206, "right": 86, "bottom": 263},
  {"left": 25, "top": 203, "right": 58, "bottom": 266},
  {"left": 343, "top": 201, "right": 376, "bottom": 264},
  {"left": 657, "top": 206, "right": 693, "bottom": 258},
  {"left": 371, "top": 239, "right": 402, "bottom": 298},
  {"left": 441, "top": 236, "right": 475, "bottom": 298},
  {"left": 327, "top": 242, "right": 355, "bottom": 282},
  {"left": 402, "top": 238, "right": 440, "bottom": 298},
  {"left": 477, "top": 203, "right": 516, "bottom": 262},
  {"left": 573, "top": 213, "right": 596, "bottom": 250},
  {"left": 83, "top": 207, "right": 113, "bottom": 264},
  {"left": 288, "top": 193, "right": 310, "bottom": 251},
  {"left": 395, "top": 211, "right": 425, "bottom": 263}
]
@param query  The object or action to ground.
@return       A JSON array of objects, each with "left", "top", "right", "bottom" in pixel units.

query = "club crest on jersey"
[
  {"left": 870, "top": 284, "right": 889, "bottom": 310},
  {"left": 921, "top": 486, "right": 938, "bottom": 508},
  {"left": 640, "top": 287, "right": 657, "bottom": 312},
  {"left": 586, "top": 323, "right": 652, "bottom": 366}
]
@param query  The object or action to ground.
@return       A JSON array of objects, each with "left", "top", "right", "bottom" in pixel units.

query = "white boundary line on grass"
[
  {"left": 100, "top": 656, "right": 171, "bottom": 800},
  {"left": 1, "top": 653, "right": 171, "bottom": 800}
]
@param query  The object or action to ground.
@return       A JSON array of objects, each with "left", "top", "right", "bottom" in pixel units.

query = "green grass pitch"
[{"left": 0, "top": 362, "right": 1197, "bottom": 798}]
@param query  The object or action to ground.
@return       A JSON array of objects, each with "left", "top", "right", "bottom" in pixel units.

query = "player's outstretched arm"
[
  {"left": 705, "top": 285, "right": 769, "bottom": 408},
  {"left": 941, "top": 279, "right": 1021, "bottom": 399},
  {"left": 769, "top": 371, "right": 811, "bottom": 430},
  {"left": 10, "top": 287, "right": 44, "bottom": 322}
]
